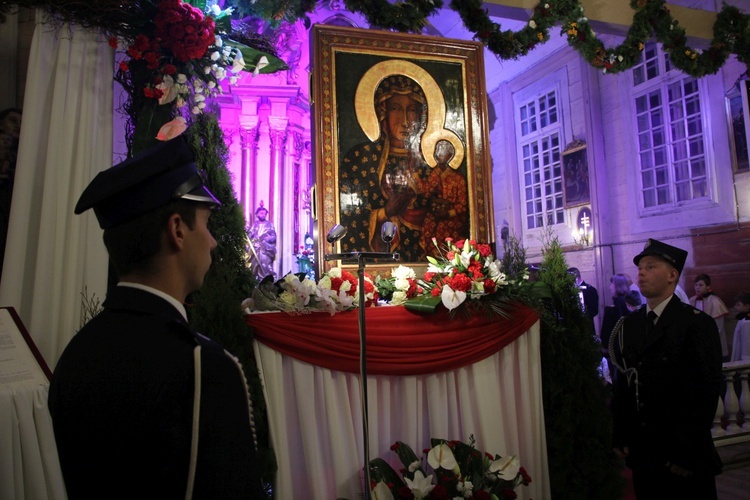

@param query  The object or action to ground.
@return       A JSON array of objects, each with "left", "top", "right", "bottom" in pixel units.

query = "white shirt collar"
[
  {"left": 117, "top": 282, "right": 187, "bottom": 321},
  {"left": 646, "top": 294, "right": 674, "bottom": 320}
]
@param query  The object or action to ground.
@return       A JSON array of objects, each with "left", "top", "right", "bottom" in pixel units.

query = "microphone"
[
  {"left": 326, "top": 224, "right": 347, "bottom": 244},
  {"left": 381, "top": 222, "right": 396, "bottom": 243}
]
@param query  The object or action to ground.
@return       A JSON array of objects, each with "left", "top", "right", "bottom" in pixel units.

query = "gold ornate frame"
[{"left": 311, "top": 25, "right": 494, "bottom": 276}]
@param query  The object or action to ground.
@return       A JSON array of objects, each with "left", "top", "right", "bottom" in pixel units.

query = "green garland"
[{"left": 230, "top": 0, "right": 749, "bottom": 78}]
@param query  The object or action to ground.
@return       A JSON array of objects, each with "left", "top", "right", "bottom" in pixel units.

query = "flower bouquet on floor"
[{"left": 369, "top": 436, "right": 532, "bottom": 500}]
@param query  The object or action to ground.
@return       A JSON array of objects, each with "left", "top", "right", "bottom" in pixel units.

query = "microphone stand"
[{"left": 325, "top": 250, "right": 399, "bottom": 499}]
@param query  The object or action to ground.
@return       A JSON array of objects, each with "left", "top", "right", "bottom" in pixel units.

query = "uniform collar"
[{"left": 117, "top": 282, "right": 188, "bottom": 321}]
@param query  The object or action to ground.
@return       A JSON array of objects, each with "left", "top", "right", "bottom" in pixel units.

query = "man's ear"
[{"left": 165, "top": 213, "right": 186, "bottom": 250}]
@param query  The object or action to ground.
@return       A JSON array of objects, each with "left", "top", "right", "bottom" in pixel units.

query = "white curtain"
[
  {"left": 0, "top": 14, "right": 113, "bottom": 370},
  {"left": 254, "top": 322, "right": 550, "bottom": 500}
]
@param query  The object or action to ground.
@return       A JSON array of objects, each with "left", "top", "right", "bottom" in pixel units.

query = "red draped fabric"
[{"left": 246, "top": 304, "right": 538, "bottom": 375}]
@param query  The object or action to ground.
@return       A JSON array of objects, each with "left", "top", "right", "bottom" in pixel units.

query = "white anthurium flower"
[
  {"left": 489, "top": 455, "right": 520, "bottom": 478},
  {"left": 427, "top": 443, "right": 458, "bottom": 471},
  {"left": 231, "top": 52, "right": 246, "bottom": 73},
  {"left": 371, "top": 481, "right": 394, "bottom": 500},
  {"left": 392, "top": 265, "right": 416, "bottom": 280},
  {"left": 404, "top": 470, "right": 435, "bottom": 499},
  {"left": 441, "top": 285, "right": 466, "bottom": 311},
  {"left": 156, "top": 75, "right": 177, "bottom": 105},
  {"left": 253, "top": 55, "right": 269, "bottom": 76}
]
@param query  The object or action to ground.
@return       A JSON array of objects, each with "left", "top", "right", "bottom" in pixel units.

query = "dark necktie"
[{"left": 647, "top": 311, "right": 658, "bottom": 331}]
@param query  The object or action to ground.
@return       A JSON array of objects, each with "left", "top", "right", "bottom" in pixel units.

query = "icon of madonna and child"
[{"left": 338, "top": 60, "right": 471, "bottom": 262}]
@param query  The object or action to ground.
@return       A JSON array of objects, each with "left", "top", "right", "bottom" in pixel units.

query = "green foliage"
[
  {"left": 182, "top": 112, "right": 275, "bottom": 493},
  {"left": 537, "top": 232, "right": 623, "bottom": 499}
]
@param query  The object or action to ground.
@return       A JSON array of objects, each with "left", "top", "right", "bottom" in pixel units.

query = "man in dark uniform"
[
  {"left": 610, "top": 239, "right": 722, "bottom": 499},
  {"left": 48, "top": 136, "right": 265, "bottom": 499}
]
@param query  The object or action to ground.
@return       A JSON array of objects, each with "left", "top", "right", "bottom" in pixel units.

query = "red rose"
[
  {"left": 397, "top": 485, "right": 415, "bottom": 499},
  {"left": 118, "top": 61, "right": 128, "bottom": 72},
  {"left": 163, "top": 63, "right": 177, "bottom": 75},
  {"left": 390, "top": 442, "right": 400, "bottom": 451},
  {"left": 477, "top": 243, "right": 492, "bottom": 257},
  {"left": 431, "top": 287, "right": 441, "bottom": 297},
  {"left": 483, "top": 279, "right": 496, "bottom": 294},
  {"left": 455, "top": 239, "right": 465, "bottom": 249},
  {"left": 108, "top": 37, "right": 118, "bottom": 48},
  {"left": 472, "top": 491, "right": 490, "bottom": 500},
  {"left": 423, "top": 271, "right": 435, "bottom": 282},
  {"left": 501, "top": 488, "right": 517, "bottom": 499}
]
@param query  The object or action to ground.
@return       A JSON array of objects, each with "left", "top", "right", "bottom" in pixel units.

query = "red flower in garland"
[{"left": 154, "top": 0, "right": 215, "bottom": 62}]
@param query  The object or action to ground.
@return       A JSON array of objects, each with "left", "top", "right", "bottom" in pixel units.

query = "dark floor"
[{"left": 717, "top": 441, "right": 750, "bottom": 500}]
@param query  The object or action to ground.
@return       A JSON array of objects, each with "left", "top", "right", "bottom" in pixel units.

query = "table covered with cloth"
[{"left": 248, "top": 304, "right": 550, "bottom": 499}]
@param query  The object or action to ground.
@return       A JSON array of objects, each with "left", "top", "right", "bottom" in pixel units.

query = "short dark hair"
[
  {"left": 103, "top": 200, "right": 198, "bottom": 277},
  {"left": 610, "top": 274, "right": 630, "bottom": 297},
  {"left": 694, "top": 273, "right": 711, "bottom": 285},
  {"left": 734, "top": 292, "right": 750, "bottom": 306},
  {"left": 567, "top": 267, "right": 581, "bottom": 279},
  {"left": 624, "top": 290, "right": 642, "bottom": 307}
]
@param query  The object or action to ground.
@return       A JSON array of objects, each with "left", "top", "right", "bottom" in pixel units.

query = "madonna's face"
[{"left": 383, "top": 94, "right": 423, "bottom": 148}]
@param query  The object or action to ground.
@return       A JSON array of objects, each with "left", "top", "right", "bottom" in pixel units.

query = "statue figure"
[{"left": 248, "top": 202, "right": 277, "bottom": 281}]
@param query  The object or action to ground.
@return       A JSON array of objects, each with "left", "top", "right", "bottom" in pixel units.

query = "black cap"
[
  {"left": 633, "top": 238, "right": 688, "bottom": 275},
  {"left": 75, "top": 136, "right": 220, "bottom": 229}
]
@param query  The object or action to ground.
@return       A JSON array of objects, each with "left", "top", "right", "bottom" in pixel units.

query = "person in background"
[
  {"left": 48, "top": 136, "right": 265, "bottom": 498},
  {"left": 567, "top": 267, "right": 599, "bottom": 324},
  {"left": 690, "top": 273, "right": 729, "bottom": 361},
  {"left": 730, "top": 292, "right": 750, "bottom": 362},
  {"left": 611, "top": 239, "right": 722, "bottom": 499}
]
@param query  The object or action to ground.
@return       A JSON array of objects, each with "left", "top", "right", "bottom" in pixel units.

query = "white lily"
[
  {"left": 404, "top": 470, "right": 435, "bottom": 499},
  {"left": 441, "top": 285, "right": 466, "bottom": 311},
  {"left": 427, "top": 442, "right": 458, "bottom": 471}
]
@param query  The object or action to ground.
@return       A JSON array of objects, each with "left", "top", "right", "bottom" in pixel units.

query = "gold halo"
[
  {"left": 421, "top": 129, "right": 465, "bottom": 170},
  {"left": 354, "top": 59, "right": 460, "bottom": 167}
]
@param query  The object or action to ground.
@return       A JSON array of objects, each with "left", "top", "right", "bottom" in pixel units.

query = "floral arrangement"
[
  {"left": 109, "top": 0, "right": 286, "bottom": 153},
  {"left": 369, "top": 436, "right": 531, "bottom": 500},
  {"left": 416, "top": 238, "right": 527, "bottom": 316},
  {"left": 242, "top": 267, "right": 379, "bottom": 316},
  {"left": 242, "top": 237, "right": 541, "bottom": 318}
]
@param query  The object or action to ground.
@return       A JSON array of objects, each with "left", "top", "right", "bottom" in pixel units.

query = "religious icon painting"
[
  {"left": 311, "top": 25, "right": 494, "bottom": 277},
  {"left": 561, "top": 139, "right": 590, "bottom": 208}
]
